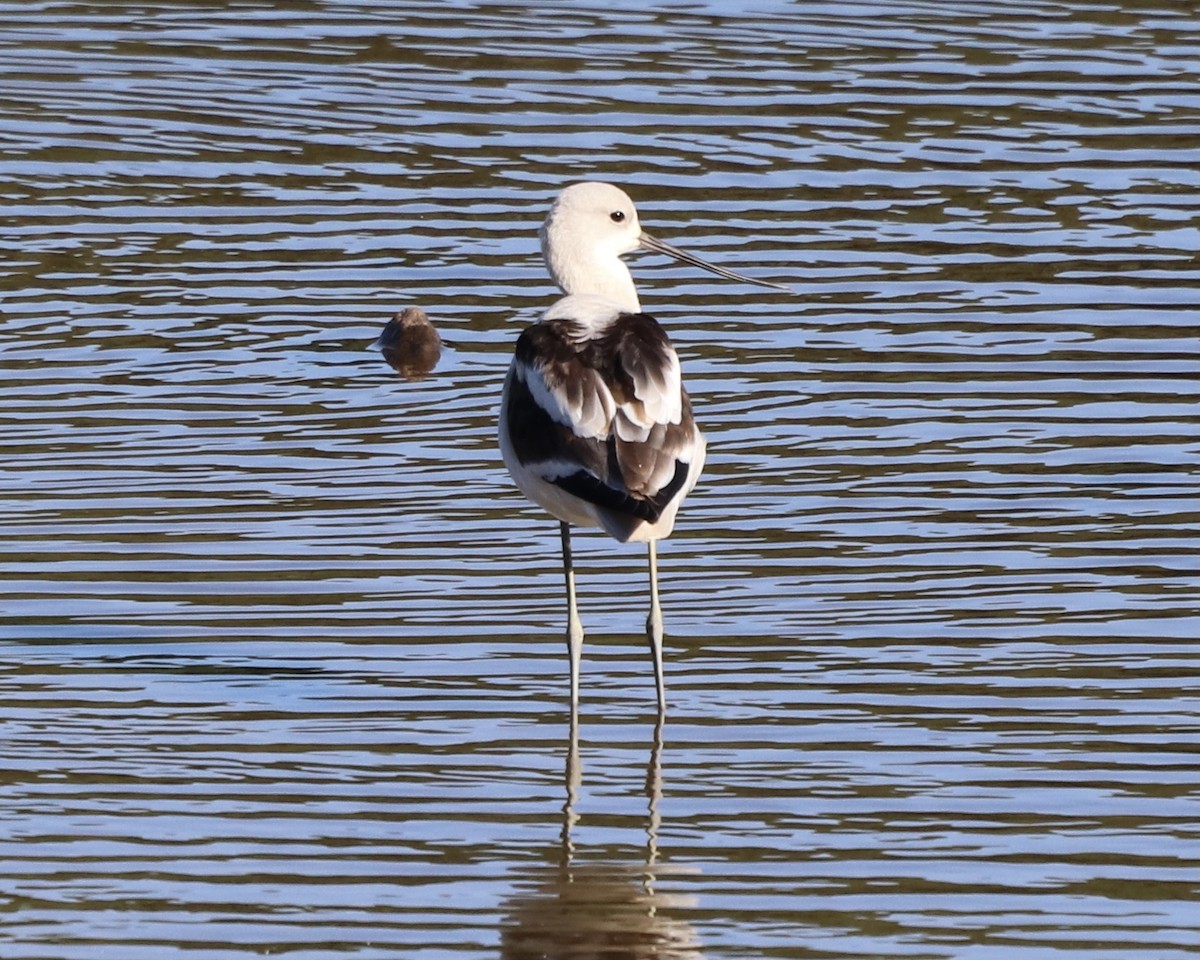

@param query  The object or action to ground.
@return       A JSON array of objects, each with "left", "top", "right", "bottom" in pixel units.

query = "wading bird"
[{"left": 498, "top": 182, "right": 787, "bottom": 711}]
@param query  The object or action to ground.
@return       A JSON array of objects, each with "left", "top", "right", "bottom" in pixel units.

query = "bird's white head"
[
  {"left": 539, "top": 181, "right": 644, "bottom": 312},
  {"left": 539, "top": 181, "right": 793, "bottom": 315}
]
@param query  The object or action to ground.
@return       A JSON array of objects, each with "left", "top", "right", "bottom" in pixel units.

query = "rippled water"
[{"left": 2, "top": 2, "right": 1198, "bottom": 958}]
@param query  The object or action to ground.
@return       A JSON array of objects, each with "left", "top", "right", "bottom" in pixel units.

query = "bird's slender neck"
[{"left": 541, "top": 230, "right": 642, "bottom": 313}]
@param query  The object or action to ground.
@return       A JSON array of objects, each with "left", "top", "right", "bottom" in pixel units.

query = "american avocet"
[{"left": 498, "top": 181, "right": 788, "bottom": 711}]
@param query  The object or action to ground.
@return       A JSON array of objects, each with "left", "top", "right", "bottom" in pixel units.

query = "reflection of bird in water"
[
  {"left": 499, "top": 182, "right": 789, "bottom": 711},
  {"left": 371, "top": 306, "right": 442, "bottom": 379},
  {"left": 500, "top": 714, "right": 703, "bottom": 959}
]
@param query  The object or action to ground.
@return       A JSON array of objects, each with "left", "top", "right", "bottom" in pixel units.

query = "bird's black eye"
[{"left": 610, "top": 210, "right": 626, "bottom": 222}]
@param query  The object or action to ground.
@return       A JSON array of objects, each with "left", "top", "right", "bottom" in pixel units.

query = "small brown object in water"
[{"left": 373, "top": 306, "right": 442, "bottom": 378}]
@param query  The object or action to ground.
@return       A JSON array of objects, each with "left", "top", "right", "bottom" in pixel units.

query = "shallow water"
[{"left": 2, "top": 2, "right": 1198, "bottom": 958}]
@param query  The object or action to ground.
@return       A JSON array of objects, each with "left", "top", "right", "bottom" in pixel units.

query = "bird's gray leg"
[
  {"left": 646, "top": 540, "right": 666, "bottom": 713},
  {"left": 560, "top": 522, "right": 583, "bottom": 708},
  {"left": 560, "top": 702, "right": 581, "bottom": 866}
]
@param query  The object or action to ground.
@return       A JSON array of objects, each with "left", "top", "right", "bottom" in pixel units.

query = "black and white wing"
[{"left": 502, "top": 310, "right": 701, "bottom": 541}]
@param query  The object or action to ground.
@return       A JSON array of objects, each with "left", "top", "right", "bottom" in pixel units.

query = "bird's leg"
[
  {"left": 560, "top": 701, "right": 581, "bottom": 867},
  {"left": 646, "top": 540, "right": 666, "bottom": 713},
  {"left": 560, "top": 521, "right": 584, "bottom": 708}
]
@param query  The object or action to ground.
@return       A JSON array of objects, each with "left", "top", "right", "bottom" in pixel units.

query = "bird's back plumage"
[{"left": 499, "top": 297, "right": 705, "bottom": 543}]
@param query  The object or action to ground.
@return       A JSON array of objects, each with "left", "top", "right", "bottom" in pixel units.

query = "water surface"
[{"left": 1, "top": 2, "right": 1198, "bottom": 958}]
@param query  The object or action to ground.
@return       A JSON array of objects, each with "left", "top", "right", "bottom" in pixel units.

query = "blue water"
[{"left": 1, "top": 2, "right": 1198, "bottom": 957}]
